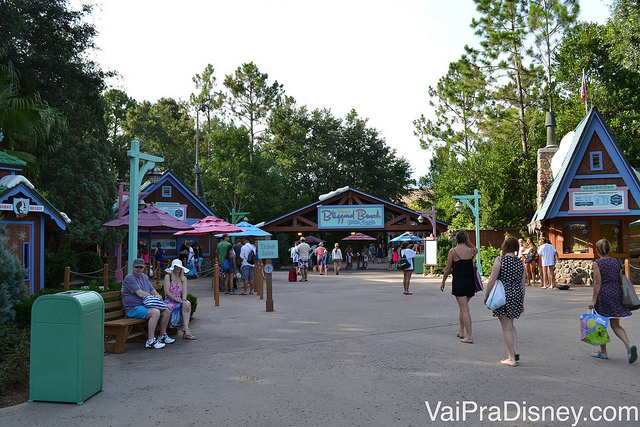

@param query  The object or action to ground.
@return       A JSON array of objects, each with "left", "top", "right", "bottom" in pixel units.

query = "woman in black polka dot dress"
[{"left": 484, "top": 237, "right": 526, "bottom": 367}]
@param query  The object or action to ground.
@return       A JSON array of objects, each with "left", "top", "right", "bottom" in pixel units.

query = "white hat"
[{"left": 165, "top": 259, "right": 190, "bottom": 273}]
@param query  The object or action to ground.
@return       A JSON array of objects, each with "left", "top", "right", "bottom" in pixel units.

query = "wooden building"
[
  {"left": 529, "top": 108, "right": 640, "bottom": 284},
  {"left": 0, "top": 151, "right": 70, "bottom": 295}
]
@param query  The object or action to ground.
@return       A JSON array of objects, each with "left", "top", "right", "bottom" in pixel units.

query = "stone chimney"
[{"left": 537, "top": 112, "right": 559, "bottom": 209}]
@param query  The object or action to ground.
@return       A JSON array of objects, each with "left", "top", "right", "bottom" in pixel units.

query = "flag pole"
[{"left": 581, "top": 69, "right": 588, "bottom": 114}]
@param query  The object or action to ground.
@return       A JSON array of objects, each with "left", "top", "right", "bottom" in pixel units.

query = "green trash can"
[
  {"left": 29, "top": 290, "right": 104, "bottom": 405},
  {"left": 413, "top": 254, "right": 424, "bottom": 275}
]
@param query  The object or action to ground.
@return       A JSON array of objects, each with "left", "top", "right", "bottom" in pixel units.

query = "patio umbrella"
[
  {"left": 303, "top": 235, "right": 325, "bottom": 243},
  {"left": 389, "top": 232, "right": 422, "bottom": 243},
  {"left": 174, "top": 216, "right": 245, "bottom": 236},
  {"left": 104, "top": 205, "right": 194, "bottom": 280},
  {"left": 214, "top": 221, "right": 271, "bottom": 237},
  {"left": 342, "top": 232, "right": 376, "bottom": 241}
]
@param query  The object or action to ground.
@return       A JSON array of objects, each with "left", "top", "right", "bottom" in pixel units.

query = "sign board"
[
  {"left": 425, "top": 239, "right": 438, "bottom": 266},
  {"left": 156, "top": 204, "right": 188, "bottom": 221},
  {"left": 257, "top": 240, "right": 278, "bottom": 259},
  {"left": 568, "top": 187, "right": 629, "bottom": 214},
  {"left": 317, "top": 205, "right": 384, "bottom": 229}
]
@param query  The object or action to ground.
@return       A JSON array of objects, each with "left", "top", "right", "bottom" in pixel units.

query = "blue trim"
[
  {"left": 574, "top": 174, "right": 621, "bottom": 179},
  {"left": 0, "top": 186, "right": 67, "bottom": 229},
  {"left": 590, "top": 151, "right": 603, "bottom": 171}
]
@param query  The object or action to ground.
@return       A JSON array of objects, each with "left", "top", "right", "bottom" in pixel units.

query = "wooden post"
[
  {"left": 255, "top": 262, "right": 264, "bottom": 299},
  {"left": 213, "top": 258, "right": 220, "bottom": 306},
  {"left": 103, "top": 263, "right": 109, "bottom": 290},
  {"left": 266, "top": 263, "right": 274, "bottom": 312},
  {"left": 64, "top": 266, "right": 70, "bottom": 290}
]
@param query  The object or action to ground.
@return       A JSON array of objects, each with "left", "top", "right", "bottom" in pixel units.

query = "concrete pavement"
[{"left": 2, "top": 261, "right": 639, "bottom": 426}]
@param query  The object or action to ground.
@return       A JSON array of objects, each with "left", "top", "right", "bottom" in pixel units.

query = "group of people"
[
  {"left": 121, "top": 257, "right": 197, "bottom": 349},
  {"left": 217, "top": 234, "right": 257, "bottom": 296},
  {"left": 178, "top": 241, "right": 202, "bottom": 278},
  {"left": 290, "top": 239, "right": 345, "bottom": 280},
  {"left": 439, "top": 231, "right": 636, "bottom": 366},
  {"left": 518, "top": 237, "right": 559, "bottom": 289}
]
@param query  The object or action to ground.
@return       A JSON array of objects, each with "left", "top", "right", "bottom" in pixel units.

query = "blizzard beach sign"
[{"left": 318, "top": 205, "right": 384, "bottom": 229}]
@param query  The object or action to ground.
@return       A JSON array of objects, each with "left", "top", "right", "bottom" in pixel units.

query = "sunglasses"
[{"left": 134, "top": 266, "right": 144, "bottom": 269}]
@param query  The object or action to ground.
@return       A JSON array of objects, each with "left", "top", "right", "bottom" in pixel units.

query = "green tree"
[
  {"left": 223, "top": 62, "right": 284, "bottom": 162},
  {"left": 190, "top": 63, "right": 224, "bottom": 159},
  {"left": 124, "top": 98, "right": 196, "bottom": 183},
  {"left": 103, "top": 89, "right": 137, "bottom": 180},
  {"left": 413, "top": 55, "right": 487, "bottom": 156},
  {"left": 606, "top": 0, "right": 640, "bottom": 72}
]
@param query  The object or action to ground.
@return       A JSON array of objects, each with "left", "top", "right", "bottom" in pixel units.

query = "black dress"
[{"left": 452, "top": 254, "right": 476, "bottom": 298}]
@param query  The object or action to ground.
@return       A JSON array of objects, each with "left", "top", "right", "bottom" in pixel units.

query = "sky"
[{"left": 74, "top": 0, "right": 611, "bottom": 182}]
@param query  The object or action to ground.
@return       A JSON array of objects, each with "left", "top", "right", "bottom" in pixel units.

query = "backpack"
[{"left": 247, "top": 249, "right": 256, "bottom": 264}]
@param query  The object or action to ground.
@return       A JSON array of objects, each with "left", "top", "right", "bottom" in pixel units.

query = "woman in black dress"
[
  {"left": 484, "top": 237, "right": 526, "bottom": 367},
  {"left": 441, "top": 230, "right": 477, "bottom": 344}
]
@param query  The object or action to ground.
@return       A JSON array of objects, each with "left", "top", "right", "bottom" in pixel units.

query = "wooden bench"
[{"left": 101, "top": 285, "right": 163, "bottom": 354}]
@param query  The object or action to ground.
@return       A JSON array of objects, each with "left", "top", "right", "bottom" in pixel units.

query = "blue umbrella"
[
  {"left": 389, "top": 233, "right": 422, "bottom": 243},
  {"left": 215, "top": 221, "right": 272, "bottom": 237}
]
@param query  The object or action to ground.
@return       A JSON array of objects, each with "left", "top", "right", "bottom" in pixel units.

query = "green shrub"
[
  {"left": 187, "top": 293, "right": 197, "bottom": 316},
  {"left": 0, "top": 225, "right": 28, "bottom": 333},
  {"left": 479, "top": 245, "right": 501, "bottom": 276},
  {"left": 77, "top": 251, "right": 104, "bottom": 274},
  {"left": 44, "top": 249, "right": 78, "bottom": 287},
  {"left": 434, "top": 234, "right": 453, "bottom": 274},
  {"left": 0, "top": 322, "right": 30, "bottom": 394}
]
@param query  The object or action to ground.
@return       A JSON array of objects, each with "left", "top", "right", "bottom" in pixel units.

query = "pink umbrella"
[
  {"left": 104, "top": 205, "right": 194, "bottom": 232},
  {"left": 173, "top": 216, "right": 245, "bottom": 236},
  {"left": 342, "top": 232, "right": 376, "bottom": 241}
]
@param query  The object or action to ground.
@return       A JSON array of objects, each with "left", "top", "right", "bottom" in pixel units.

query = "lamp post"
[
  {"left": 128, "top": 140, "right": 163, "bottom": 273},
  {"left": 453, "top": 189, "right": 482, "bottom": 276}
]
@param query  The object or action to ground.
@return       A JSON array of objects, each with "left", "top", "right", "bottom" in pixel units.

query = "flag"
[{"left": 580, "top": 69, "right": 587, "bottom": 101}]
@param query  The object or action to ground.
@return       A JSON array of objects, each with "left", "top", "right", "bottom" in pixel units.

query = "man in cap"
[{"left": 121, "top": 258, "right": 175, "bottom": 349}]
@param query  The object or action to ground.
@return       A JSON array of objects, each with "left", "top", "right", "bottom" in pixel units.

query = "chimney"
[{"left": 537, "top": 112, "right": 559, "bottom": 209}]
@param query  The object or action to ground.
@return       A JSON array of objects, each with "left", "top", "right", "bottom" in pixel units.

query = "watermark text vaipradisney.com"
[{"left": 425, "top": 401, "right": 639, "bottom": 426}]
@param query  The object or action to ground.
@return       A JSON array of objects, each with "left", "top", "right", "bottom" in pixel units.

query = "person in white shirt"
[
  {"left": 240, "top": 236, "right": 257, "bottom": 295},
  {"left": 538, "top": 237, "right": 559, "bottom": 289},
  {"left": 332, "top": 243, "right": 343, "bottom": 275},
  {"left": 400, "top": 241, "right": 417, "bottom": 295}
]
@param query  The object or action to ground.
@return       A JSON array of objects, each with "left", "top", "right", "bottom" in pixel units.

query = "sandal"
[
  {"left": 628, "top": 345, "right": 637, "bottom": 364},
  {"left": 460, "top": 338, "right": 474, "bottom": 344},
  {"left": 500, "top": 359, "right": 516, "bottom": 367},
  {"left": 182, "top": 330, "right": 197, "bottom": 340},
  {"left": 591, "top": 351, "right": 608, "bottom": 359}
]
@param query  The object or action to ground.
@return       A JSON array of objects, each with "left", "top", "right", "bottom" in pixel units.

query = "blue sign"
[{"left": 318, "top": 205, "right": 385, "bottom": 229}]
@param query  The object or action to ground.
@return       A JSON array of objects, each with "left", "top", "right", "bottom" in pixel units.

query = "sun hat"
[{"left": 165, "top": 258, "right": 190, "bottom": 273}]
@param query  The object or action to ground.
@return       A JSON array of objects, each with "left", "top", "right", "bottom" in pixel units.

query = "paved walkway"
[{"left": 3, "top": 262, "right": 639, "bottom": 426}]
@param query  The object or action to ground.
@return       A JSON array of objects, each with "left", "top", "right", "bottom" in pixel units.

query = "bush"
[
  {"left": 480, "top": 245, "right": 501, "bottom": 276},
  {"left": 0, "top": 225, "right": 28, "bottom": 333},
  {"left": 44, "top": 249, "right": 78, "bottom": 287},
  {"left": 0, "top": 322, "right": 30, "bottom": 395},
  {"left": 77, "top": 251, "right": 104, "bottom": 274},
  {"left": 187, "top": 293, "right": 197, "bottom": 316}
]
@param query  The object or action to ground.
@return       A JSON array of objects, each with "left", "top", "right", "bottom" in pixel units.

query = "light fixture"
[
  {"left": 243, "top": 216, "right": 249, "bottom": 222},
  {"left": 148, "top": 165, "right": 162, "bottom": 184},
  {"left": 455, "top": 201, "right": 463, "bottom": 212},
  {"left": 138, "top": 199, "right": 146, "bottom": 210},
  {"left": 417, "top": 214, "right": 424, "bottom": 223}
]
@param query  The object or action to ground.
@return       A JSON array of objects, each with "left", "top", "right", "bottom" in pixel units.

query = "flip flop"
[
  {"left": 629, "top": 345, "right": 637, "bottom": 364},
  {"left": 460, "top": 338, "right": 473, "bottom": 344},
  {"left": 500, "top": 359, "right": 516, "bottom": 367},
  {"left": 456, "top": 333, "right": 464, "bottom": 339},
  {"left": 515, "top": 354, "right": 520, "bottom": 361},
  {"left": 591, "top": 351, "right": 608, "bottom": 360}
]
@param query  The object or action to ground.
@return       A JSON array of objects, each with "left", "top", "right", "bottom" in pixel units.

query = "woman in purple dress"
[{"left": 589, "top": 239, "right": 636, "bottom": 363}]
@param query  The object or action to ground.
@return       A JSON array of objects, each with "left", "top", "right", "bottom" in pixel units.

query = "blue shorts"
[
  {"left": 241, "top": 265, "right": 254, "bottom": 280},
  {"left": 126, "top": 305, "right": 150, "bottom": 319},
  {"left": 318, "top": 255, "right": 328, "bottom": 266},
  {"left": 298, "top": 260, "right": 308, "bottom": 270}
]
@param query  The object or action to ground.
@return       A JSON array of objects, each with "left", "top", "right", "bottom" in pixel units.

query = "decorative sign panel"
[
  {"left": 318, "top": 205, "right": 385, "bottom": 229},
  {"left": 568, "top": 187, "right": 629, "bottom": 214}
]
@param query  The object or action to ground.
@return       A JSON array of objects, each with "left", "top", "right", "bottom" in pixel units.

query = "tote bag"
[
  {"left": 486, "top": 280, "right": 506, "bottom": 310},
  {"left": 580, "top": 309, "right": 610, "bottom": 345},
  {"left": 620, "top": 274, "right": 640, "bottom": 310}
]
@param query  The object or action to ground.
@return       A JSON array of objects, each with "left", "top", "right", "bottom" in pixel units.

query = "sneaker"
[
  {"left": 159, "top": 333, "right": 175, "bottom": 344},
  {"left": 146, "top": 338, "right": 165, "bottom": 349}
]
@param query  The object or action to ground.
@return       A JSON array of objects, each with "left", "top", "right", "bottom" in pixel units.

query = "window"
[
  {"left": 590, "top": 151, "right": 603, "bottom": 171},
  {"left": 23, "top": 242, "right": 30, "bottom": 281},
  {"left": 600, "top": 220, "right": 622, "bottom": 253},
  {"left": 563, "top": 221, "right": 589, "bottom": 254},
  {"left": 161, "top": 186, "right": 172, "bottom": 198}
]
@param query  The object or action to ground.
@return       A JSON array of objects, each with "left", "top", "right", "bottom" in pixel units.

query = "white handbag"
[{"left": 486, "top": 280, "right": 506, "bottom": 310}]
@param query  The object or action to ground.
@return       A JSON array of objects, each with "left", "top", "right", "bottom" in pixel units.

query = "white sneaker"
[
  {"left": 159, "top": 333, "right": 175, "bottom": 344},
  {"left": 146, "top": 338, "right": 165, "bottom": 349}
]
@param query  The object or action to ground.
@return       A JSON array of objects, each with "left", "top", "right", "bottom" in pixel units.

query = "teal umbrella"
[
  {"left": 389, "top": 233, "right": 422, "bottom": 243},
  {"left": 215, "top": 221, "right": 271, "bottom": 237}
]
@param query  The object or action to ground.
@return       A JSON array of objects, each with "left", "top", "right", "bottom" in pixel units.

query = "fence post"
[
  {"left": 213, "top": 258, "right": 220, "bottom": 307},
  {"left": 104, "top": 263, "right": 109, "bottom": 290},
  {"left": 64, "top": 266, "right": 70, "bottom": 290}
]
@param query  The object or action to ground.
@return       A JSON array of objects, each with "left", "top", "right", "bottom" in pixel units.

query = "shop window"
[
  {"left": 162, "top": 186, "right": 172, "bottom": 198},
  {"left": 563, "top": 221, "right": 589, "bottom": 254},
  {"left": 590, "top": 151, "right": 603, "bottom": 171},
  {"left": 599, "top": 221, "right": 621, "bottom": 253}
]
